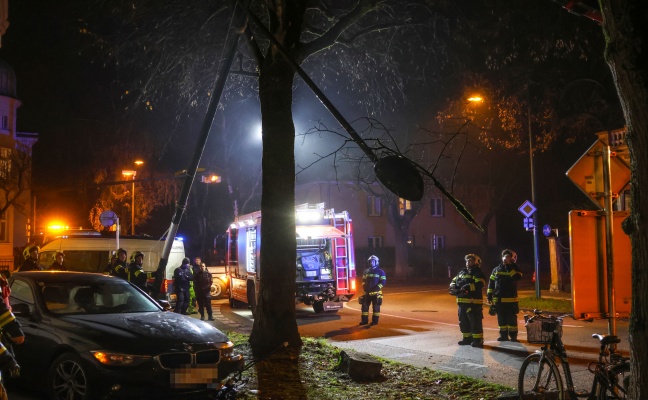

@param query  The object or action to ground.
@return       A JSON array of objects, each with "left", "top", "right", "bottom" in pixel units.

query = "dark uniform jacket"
[
  {"left": 173, "top": 264, "right": 193, "bottom": 293},
  {"left": 194, "top": 268, "right": 213, "bottom": 294},
  {"left": 112, "top": 260, "right": 128, "bottom": 280},
  {"left": 450, "top": 266, "right": 485, "bottom": 304},
  {"left": 487, "top": 262, "right": 522, "bottom": 302},
  {"left": 127, "top": 262, "right": 150, "bottom": 291},
  {"left": 19, "top": 258, "right": 42, "bottom": 272},
  {"left": 48, "top": 262, "right": 67, "bottom": 271},
  {"left": 362, "top": 266, "right": 386, "bottom": 295},
  {"left": 0, "top": 294, "right": 24, "bottom": 372}
]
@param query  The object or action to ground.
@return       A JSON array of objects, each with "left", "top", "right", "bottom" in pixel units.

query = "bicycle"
[{"left": 518, "top": 310, "right": 630, "bottom": 400}]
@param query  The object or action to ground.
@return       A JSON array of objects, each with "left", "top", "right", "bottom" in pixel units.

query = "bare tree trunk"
[
  {"left": 249, "top": 52, "right": 302, "bottom": 352},
  {"left": 600, "top": 1, "right": 648, "bottom": 398}
]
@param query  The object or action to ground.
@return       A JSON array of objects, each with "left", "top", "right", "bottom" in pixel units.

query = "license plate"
[
  {"left": 171, "top": 365, "right": 219, "bottom": 387},
  {"left": 305, "top": 270, "right": 317, "bottom": 277}
]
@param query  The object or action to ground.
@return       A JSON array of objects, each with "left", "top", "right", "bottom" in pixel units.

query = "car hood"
[{"left": 58, "top": 312, "right": 230, "bottom": 354}]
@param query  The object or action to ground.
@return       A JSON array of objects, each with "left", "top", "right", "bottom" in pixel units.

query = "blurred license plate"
[{"left": 171, "top": 365, "right": 219, "bottom": 386}]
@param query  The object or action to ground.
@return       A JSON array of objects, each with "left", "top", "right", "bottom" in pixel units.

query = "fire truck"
[{"left": 226, "top": 203, "right": 357, "bottom": 315}]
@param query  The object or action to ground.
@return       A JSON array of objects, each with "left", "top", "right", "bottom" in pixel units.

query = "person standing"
[
  {"left": 110, "top": 248, "right": 129, "bottom": 280},
  {"left": 48, "top": 251, "right": 68, "bottom": 271},
  {"left": 18, "top": 245, "right": 42, "bottom": 271},
  {"left": 193, "top": 261, "right": 214, "bottom": 321},
  {"left": 127, "top": 251, "right": 151, "bottom": 291},
  {"left": 487, "top": 249, "right": 523, "bottom": 341},
  {"left": 104, "top": 253, "right": 118, "bottom": 275},
  {"left": 359, "top": 255, "right": 386, "bottom": 326},
  {"left": 173, "top": 257, "right": 193, "bottom": 314},
  {"left": 449, "top": 254, "right": 486, "bottom": 347},
  {"left": 0, "top": 291, "right": 25, "bottom": 396}
]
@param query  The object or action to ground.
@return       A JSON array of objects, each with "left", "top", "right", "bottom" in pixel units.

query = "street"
[
  {"left": 8, "top": 284, "right": 630, "bottom": 398},
  {"left": 218, "top": 284, "right": 630, "bottom": 391}
]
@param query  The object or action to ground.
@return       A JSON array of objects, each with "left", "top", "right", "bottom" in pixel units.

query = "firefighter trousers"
[
  {"left": 361, "top": 294, "right": 382, "bottom": 324},
  {"left": 495, "top": 301, "right": 519, "bottom": 336},
  {"left": 458, "top": 303, "right": 483, "bottom": 340}
]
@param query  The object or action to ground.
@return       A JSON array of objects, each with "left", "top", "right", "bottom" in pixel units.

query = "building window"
[
  {"left": 368, "top": 236, "right": 383, "bottom": 248},
  {"left": 431, "top": 197, "right": 444, "bottom": 217},
  {"left": 0, "top": 148, "right": 11, "bottom": 179},
  {"left": 399, "top": 198, "right": 412, "bottom": 216},
  {"left": 367, "top": 195, "right": 382, "bottom": 217},
  {"left": 432, "top": 235, "right": 445, "bottom": 250},
  {"left": 1, "top": 116, "right": 7, "bottom": 130}
]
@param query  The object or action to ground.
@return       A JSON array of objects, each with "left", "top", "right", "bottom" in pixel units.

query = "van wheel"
[{"left": 313, "top": 301, "right": 324, "bottom": 313}]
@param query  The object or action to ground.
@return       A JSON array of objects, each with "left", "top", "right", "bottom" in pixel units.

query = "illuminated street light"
[
  {"left": 122, "top": 169, "right": 137, "bottom": 235},
  {"left": 201, "top": 174, "right": 221, "bottom": 183},
  {"left": 468, "top": 95, "right": 540, "bottom": 298}
]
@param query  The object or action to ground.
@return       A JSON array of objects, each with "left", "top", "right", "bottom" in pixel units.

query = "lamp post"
[
  {"left": 468, "top": 96, "right": 540, "bottom": 297},
  {"left": 121, "top": 169, "right": 137, "bottom": 235}
]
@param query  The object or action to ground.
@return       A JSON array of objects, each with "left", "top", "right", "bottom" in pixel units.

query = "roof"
[{"left": 295, "top": 225, "right": 346, "bottom": 239}]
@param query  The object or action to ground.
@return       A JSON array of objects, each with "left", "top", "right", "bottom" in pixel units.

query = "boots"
[
  {"left": 471, "top": 338, "right": 484, "bottom": 348},
  {"left": 497, "top": 331, "right": 509, "bottom": 341},
  {"left": 359, "top": 316, "right": 369, "bottom": 325},
  {"left": 458, "top": 337, "right": 473, "bottom": 345},
  {"left": 370, "top": 316, "right": 379, "bottom": 326},
  {"left": 509, "top": 332, "right": 518, "bottom": 342}
]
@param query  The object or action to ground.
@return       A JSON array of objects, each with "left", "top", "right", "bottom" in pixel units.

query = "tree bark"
[
  {"left": 600, "top": 1, "right": 648, "bottom": 398},
  {"left": 248, "top": 1, "right": 304, "bottom": 352}
]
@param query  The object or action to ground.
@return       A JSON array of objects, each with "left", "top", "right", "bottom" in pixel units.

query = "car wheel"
[
  {"left": 313, "top": 300, "right": 324, "bottom": 313},
  {"left": 210, "top": 281, "right": 226, "bottom": 299},
  {"left": 48, "top": 353, "right": 93, "bottom": 400}
]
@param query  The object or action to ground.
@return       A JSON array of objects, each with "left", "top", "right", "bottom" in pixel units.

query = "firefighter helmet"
[
  {"left": 52, "top": 251, "right": 65, "bottom": 261},
  {"left": 133, "top": 251, "right": 145, "bottom": 259},
  {"left": 464, "top": 254, "right": 481, "bottom": 266},
  {"left": 117, "top": 248, "right": 127, "bottom": 256},
  {"left": 24, "top": 245, "right": 40, "bottom": 259},
  {"left": 501, "top": 249, "right": 518, "bottom": 262},
  {"left": 367, "top": 255, "right": 379, "bottom": 267}
]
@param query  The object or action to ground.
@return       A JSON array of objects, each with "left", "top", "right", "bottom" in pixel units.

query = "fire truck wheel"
[
  {"left": 313, "top": 301, "right": 324, "bottom": 313},
  {"left": 248, "top": 289, "right": 257, "bottom": 318},
  {"left": 210, "top": 281, "right": 226, "bottom": 299}
]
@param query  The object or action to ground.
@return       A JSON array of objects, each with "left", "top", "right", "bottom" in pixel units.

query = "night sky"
[{"left": 0, "top": 1, "right": 623, "bottom": 263}]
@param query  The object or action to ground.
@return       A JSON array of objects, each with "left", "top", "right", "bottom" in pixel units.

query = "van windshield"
[{"left": 40, "top": 251, "right": 108, "bottom": 273}]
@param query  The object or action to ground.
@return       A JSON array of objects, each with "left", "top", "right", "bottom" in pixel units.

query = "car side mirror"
[
  {"left": 157, "top": 299, "right": 172, "bottom": 311},
  {"left": 11, "top": 303, "right": 31, "bottom": 318}
]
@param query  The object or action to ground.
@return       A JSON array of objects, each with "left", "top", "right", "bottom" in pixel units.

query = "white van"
[{"left": 39, "top": 234, "right": 186, "bottom": 302}]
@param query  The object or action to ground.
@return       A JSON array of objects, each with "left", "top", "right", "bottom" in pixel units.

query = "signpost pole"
[{"left": 528, "top": 109, "right": 541, "bottom": 299}]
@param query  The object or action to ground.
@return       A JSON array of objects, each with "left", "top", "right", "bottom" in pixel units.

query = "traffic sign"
[
  {"left": 99, "top": 210, "right": 118, "bottom": 227},
  {"left": 543, "top": 224, "right": 552, "bottom": 237},
  {"left": 524, "top": 217, "right": 534, "bottom": 230},
  {"left": 566, "top": 139, "right": 631, "bottom": 208},
  {"left": 518, "top": 200, "right": 537, "bottom": 217}
]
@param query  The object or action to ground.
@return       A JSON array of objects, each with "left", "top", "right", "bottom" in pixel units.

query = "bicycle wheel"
[
  {"left": 597, "top": 363, "right": 630, "bottom": 400},
  {"left": 518, "top": 353, "right": 565, "bottom": 400}
]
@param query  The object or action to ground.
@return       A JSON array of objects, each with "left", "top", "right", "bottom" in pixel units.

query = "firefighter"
[
  {"left": 359, "top": 255, "right": 386, "bottom": 326},
  {"left": 109, "top": 248, "right": 129, "bottom": 279},
  {"left": 449, "top": 254, "right": 486, "bottom": 347},
  {"left": 48, "top": 251, "right": 67, "bottom": 271},
  {"left": 127, "top": 251, "right": 152, "bottom": 292},
  {"left": 18, "top": 245, "right": 42, "bottom": 271},
  {"left": 173, "top": 258, "right": 193, "bottom": 314},
  {"left": 487, "top": 249, "right": 523, "bottom": 341},
  {"left": 0, "top": 286, "right": 24, "bottom": 389}
]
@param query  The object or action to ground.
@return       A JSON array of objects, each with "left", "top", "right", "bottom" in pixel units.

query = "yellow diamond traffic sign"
[{"left": 518, "top": 200, "right": 536, "bottom": 218}]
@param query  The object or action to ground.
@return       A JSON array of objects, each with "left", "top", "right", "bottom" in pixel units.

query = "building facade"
[
  {"left": 296, "top": 181, "right": 497, "bottom": 280},
  {"left": 0, "top": 57, "right": 38, "bottom": 270}
]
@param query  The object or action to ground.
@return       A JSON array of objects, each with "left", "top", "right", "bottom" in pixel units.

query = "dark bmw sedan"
[{"left": 8, "top": 271, "right": 243, "bottom": 399}]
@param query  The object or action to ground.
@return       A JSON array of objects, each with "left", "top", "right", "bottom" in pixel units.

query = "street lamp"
[
  {"left": 122, "top": 169, "right": 137, "bottom": 235},
  {"left": 468, "top": 95, "right": 540, "bottom": 297}
]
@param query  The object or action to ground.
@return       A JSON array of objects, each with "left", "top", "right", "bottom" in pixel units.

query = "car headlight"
[
  {"left": 91, "top": 351, "right": 152, "bottom": 366},
  {"left": 219, "top": 341, "right": 243, "bottom": 362}
]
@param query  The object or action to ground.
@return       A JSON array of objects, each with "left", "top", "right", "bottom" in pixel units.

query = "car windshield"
[{"left": 40, "top": 279, "right": 160, "bottom": 315}]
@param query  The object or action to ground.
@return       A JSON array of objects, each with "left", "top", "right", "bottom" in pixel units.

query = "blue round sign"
[{"left": 542, "top": 224, "right": 552, "bottom": 237}]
